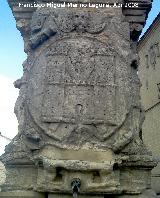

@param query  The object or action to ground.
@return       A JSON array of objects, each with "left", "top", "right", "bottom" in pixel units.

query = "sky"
[{"left": 0, "top": 0, "right": 160, "bottom": 155}]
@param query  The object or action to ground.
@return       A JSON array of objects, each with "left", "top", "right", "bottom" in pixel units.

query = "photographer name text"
[{"left": 18, "top": 2, "right": 139, "bottom": 8}]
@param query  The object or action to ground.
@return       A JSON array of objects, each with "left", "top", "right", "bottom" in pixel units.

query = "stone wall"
[
  {"left": 0, "top": 161, "right": 6, "bottom": 190},
  {"left": 138, "top": 13, "right": 160, "bottom": 195}
]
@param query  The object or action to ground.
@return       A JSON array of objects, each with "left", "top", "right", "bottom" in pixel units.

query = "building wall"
[
  {"left": 0, "top": 161, "right": 6, "bottom": 191},
  {"left": 138, "top": 16, "right": 160, "bottom": 194}
]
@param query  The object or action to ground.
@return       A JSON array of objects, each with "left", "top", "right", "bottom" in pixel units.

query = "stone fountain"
[{"left": 0, "top": 0, "right": 157, "bottom": 197}]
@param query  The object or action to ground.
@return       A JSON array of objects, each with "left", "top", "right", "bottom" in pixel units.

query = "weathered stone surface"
[
  {"left": 116, "top": 189, "right": 157, "bottom": 198},
  {"left": 48, "top": 194, "right": 103, "bottom": 198},
  {"left": 16, "top": 7, "right": 134, "bottom": 153},
  {"left": 4, "top": 6, "right": 144, "bottom": 155},
  {"left": 0, "top": 0, "right": 156, "bottom": 197},
  {"left": 0, "top": 161, "right": 6, "bottom": 191},
  {"left": 0, "top": 191, "right": 45, "bottom": 198}
]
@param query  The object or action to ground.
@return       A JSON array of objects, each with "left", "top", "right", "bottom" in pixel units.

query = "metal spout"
[{"left": 71, "top": 178, "right": 81, "bottom": 198}]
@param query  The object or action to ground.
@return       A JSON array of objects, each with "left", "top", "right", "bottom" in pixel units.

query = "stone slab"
[
  {"left": 48, "top": 194, "right": 104, "bottom": 198},
  {"left": 0, "top": 191, "right": 45, "bottom": 198},
  {"left": 41, "top": 146, "right": 114, "bottom": 162}
]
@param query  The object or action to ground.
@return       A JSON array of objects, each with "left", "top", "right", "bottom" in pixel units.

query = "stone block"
[
  {"left": 48, "top": 194, "right": 104, "bottom": 198},
  {"left": 0, "top": 191, "right": 45, "bottom": 198}
]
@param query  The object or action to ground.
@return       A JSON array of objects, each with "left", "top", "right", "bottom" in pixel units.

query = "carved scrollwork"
[{"left": 29, "top": 8, "right": 106, "bottom": 48}]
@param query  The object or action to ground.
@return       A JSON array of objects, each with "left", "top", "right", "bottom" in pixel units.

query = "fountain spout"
[{"left": 71, "top": 178, "right": 81, "bottom": 198}]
